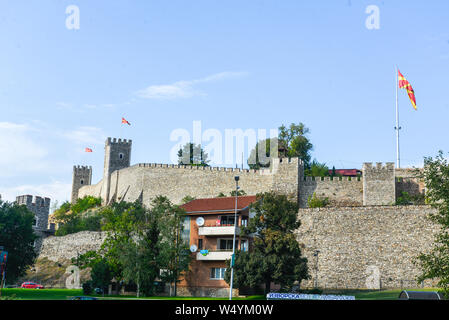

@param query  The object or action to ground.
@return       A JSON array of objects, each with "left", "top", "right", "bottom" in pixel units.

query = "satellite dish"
[
  {"left": 190, "top": 245, "right": 197, "bottom": 253},
  {"left": 196, "top": 217, "right": 205, "bottom": 227}
]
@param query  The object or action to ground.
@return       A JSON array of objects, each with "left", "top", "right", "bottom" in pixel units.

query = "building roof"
[
  {"left": 181, "top": 195, "right": 258, "bottom": 214},
  {"left": 328, "top": 169, "right": 361, "bottom": 176}
]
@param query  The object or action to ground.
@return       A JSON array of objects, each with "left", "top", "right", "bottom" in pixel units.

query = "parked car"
[
  {"left": 21, "top": 282, "right": 44, "bottom": 289},
  {"left": 94, "top": 287, "right": 103, "bottom": 294}
]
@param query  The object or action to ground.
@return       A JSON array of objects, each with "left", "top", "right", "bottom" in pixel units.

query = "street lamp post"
[
  {"left": 313, "top": 250, "right": 320, "bottom": 289},
  {"left": 229, "top": 176, "right": 239, "bottom": 300}
]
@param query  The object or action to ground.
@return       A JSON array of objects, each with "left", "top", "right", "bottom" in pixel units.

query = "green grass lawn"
[
  {"left": 0, "top": 288, "right": 442, "bottom": 300},
  {"left": 1, "top": 288, "right": 84, "bottom": 300}
]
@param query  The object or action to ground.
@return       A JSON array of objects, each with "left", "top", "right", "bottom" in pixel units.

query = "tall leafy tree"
[
  {"left": 247, "top": 138, "right": 279, "bottom": 170},
  {"left": 99, "top": 198, "right": 191, "bottom": 297},
  {"left": 416, "top": 151, "right": 449, "bottom": 297},
  {"left": 247, "top": 123, "right": 314, "bottom": 169},
  {"left": 155, "top": 196, "right": 191, "bottom": 296},
  {"left": 224, "top": 192, "right": 309, "bottom": 293},
  {"left": 278, "top": 123, "right": 313, "bottom": 168},
  {"left": 178, "top": 143, "right": 210, "bottom": 166},
  {"left": 101, "top": 200, "right": 159, "bottom": 297},
  {"left": 0, "top": 201, "right": 37, "bottom": 284}
]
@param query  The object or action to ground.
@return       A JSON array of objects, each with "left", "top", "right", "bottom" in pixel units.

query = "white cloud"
[
  {"left": 136, "top": 71, "right": 249, "bottom": 100},
  {"left": 62, "top": 126, "right": 106, "bottom": 146},
  {"left": 0, "top": 122, "right": 48, "bottom": 174}
]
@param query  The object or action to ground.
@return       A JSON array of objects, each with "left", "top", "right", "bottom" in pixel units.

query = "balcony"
[
  {"left": 198, "top": 225, "right": 241, "bottom": 236},
  {"left": 196, "top": 250, "right": 233, "bottom": 261}
]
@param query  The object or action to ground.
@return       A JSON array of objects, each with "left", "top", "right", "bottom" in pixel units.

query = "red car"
[{"left": 21, "top": 282, "right": 44, "bottom": 289}]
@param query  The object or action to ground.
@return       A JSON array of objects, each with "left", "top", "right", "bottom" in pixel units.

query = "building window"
[
  {"left": 198, "top": 239, "right": 203, "bottom": 250},
  {"left": 210, "top": 268, "right": 226, "bottom": 280},
  {"left": 181, "top": 217, "right": 190, "bottom": 244},
  {"left": 119, "top": 153, "right": 124, "bottom": 159},
  {"left": 33, "top": 216, "right": 39, "bottom": 227},
  {"left": 240, "top": 239, "right": 248, "bottom": 252},
  {"left": 80, "top": 179, "right": 84, "bottom": 185},
  {"left": 241, "top": 216, "right": 248, "bottom": 227},
  {"left": 220, "top": 215, "right": 235, "bottom": 226},
  {"left": 218, "top": 239, "right": 236, "bottom": 251}
]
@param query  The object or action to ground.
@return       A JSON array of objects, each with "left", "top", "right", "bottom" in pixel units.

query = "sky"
[{"left": 1, "top": 0, "right": 449, "bottom": 206}]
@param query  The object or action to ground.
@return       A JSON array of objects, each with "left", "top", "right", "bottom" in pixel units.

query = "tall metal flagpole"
[{"left": 395, "top": 66, "right": 401, "bottom": 169}]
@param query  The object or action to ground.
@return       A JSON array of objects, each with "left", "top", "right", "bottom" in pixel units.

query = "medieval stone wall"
[
  {"left": 78, "top": 158, "right": 301, "bottom": 207},
  {"left": 299, "top": 177, "right": 363, "bottom": 208},
  {"left": 363, "top": 163, "right": 396, "bottom": 205},
  {"left": 38, "top": 231, "right": 107, "bottom": 263},
  {"left": 296, "top": 205, "right": 440, "bottom": 289}
]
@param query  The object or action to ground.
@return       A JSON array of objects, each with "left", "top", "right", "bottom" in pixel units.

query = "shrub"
[
  {"left": 82, "top": 281, "right": 93, "bottom": 295},
  {"left": 307, "top": 193, "right": 329, "bottom": 208}
]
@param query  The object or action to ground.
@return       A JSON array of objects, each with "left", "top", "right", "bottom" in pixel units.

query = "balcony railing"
[
  {"left": 198, "top": 225, "right": 240, "bottom": 236},
  {"left": 196, "top": 249, "right": 233, "bottom": 261}
]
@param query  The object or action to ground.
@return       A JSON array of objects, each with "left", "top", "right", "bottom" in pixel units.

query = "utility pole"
[{"left": 229, "top": 176, "right": 239, "bottom": 300}]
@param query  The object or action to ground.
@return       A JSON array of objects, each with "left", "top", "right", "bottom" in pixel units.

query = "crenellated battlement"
[
  {"left": 304, "top": 176, "right": 362, "bottom": 182},
  {"left": 363, "top": 162, "right": 395, "bottom": 173},
  {"left": 16, "top": 195, "right": 51, "bottom": 208},
  {"left": 135, "top": 163, "right": 260, "bottom": 173},
  {"left": 362, "top": 162, "right": 395, "bottom": 206},
  {"left": 72, "top": 137, "right": 409, "bottom": 208},
  {"left": 106, "top": 137, "right": 132, "bottom": 146},
  {"left": 73, "top": 165, "right": 92, "bottom": 173}
]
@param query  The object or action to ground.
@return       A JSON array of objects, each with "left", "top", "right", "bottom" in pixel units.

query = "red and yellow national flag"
[
  {"left": 121, "top": 117, "right": 131, "bottom": 125},
  {"left": 85, "top": 147, "right": 93, "bottom": 153},
  {"left": 398, "top": 70, "right": 417, "bottom": 110}
]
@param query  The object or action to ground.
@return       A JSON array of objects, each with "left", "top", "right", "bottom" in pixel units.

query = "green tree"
[
  {"left": 100, "top": 200, "right": 158, "bottom": 297},
  {"left": 53, "top": 196, "right": 102, "bottom": 236},
  {"left": 247, "top": 123, "right": 314, "bottom": 170},
  {"left": 90, "top": 258, "right": 113, "bottom": 295},
  {"left": 224, "top": 192, "right": 309, "bottom": 293},
  {"left": 99, "top": 198, "right": 191, "bottom": 297},
  {"left": 247, "top": 138, "right": 279, "bottom": 170},
  {"left": 278, "top": 123, "right": 313, "bottom": 168},
  {"left": 415, "top": 151, "right": 449, "bottom": 297},
  {"left": 155, "top": 196, "right": 191, "bottom": 296},
  {"left": 178, "top": 143, "right": 209, "bottom": 167},
  {"left": 304, "top": 161, "right": 330, "bottom": 177},
  {"left": 0, "top": 200, "right": 37, "bottom": 284}
]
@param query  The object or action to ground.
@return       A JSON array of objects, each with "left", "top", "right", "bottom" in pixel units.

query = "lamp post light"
[
  {"left": 313, "top": 250, "right": 320, "bottom": 289},
  {"left": 229, "top": 176, "right": 240, "bottom": 300}
]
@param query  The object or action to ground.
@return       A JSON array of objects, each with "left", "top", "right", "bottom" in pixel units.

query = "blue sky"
[{"left": 1, "top": 0, "right": 448, "bottom": 205}]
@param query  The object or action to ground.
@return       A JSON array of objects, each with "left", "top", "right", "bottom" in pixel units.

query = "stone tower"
[
  {"left": 16, "top": 195, "right": 52, "bottom": 251},
  {"left": 102, "top": 138, "right": 132, "bottom": 202},
  {"left": 103, "top": 138, "right": 132, "bottom": 178},
  {"left": 71, "top": 165, "right": 92, "bottom": 203},
  {"left": 362, "top": 162, "right": 395, "bottom": 205},
  {"left": 16, "top": 195, "right": 51, "bottom": 230}
]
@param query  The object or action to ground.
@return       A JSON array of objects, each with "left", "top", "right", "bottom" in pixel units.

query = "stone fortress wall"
[
  {"left": 296, "top": 205, "right": 439, "bottom": 289},
  {"left": 57, "top": 137, "right": 437, "bottom": 290},
  {"left": 75, "top": 138, "right": 424, "bottom": 210}
]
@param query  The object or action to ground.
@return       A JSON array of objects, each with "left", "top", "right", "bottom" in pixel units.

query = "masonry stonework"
[
  {"left": 296, "top": 205, "right": 439, "bottom": 289},
  {"left": 76, "top": 138, "right": 302, "bottom": 207},
  {"left": 363, "top": 163, "right": 396, "bottom": 206},
  {"left": 16, "top": 195, "right": 54, "bottom": 251},
  {"left": 71, "top": 166, "right": 92, "bottom": 203}
]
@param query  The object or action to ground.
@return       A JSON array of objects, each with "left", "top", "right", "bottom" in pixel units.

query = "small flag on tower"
[
  {"left": 398, "top": 70, "right": 417, "bottom": 110},
  {"left": 122, "top": 117, "right": 131, "bottom": 125},
  {"left": 85, "top": 147, "right": 93, "bottom": 153}
]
